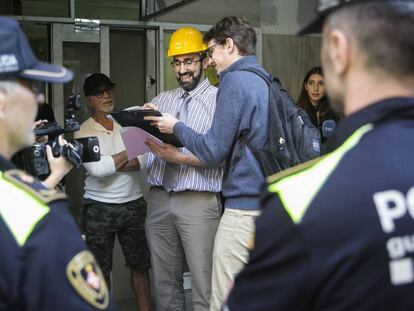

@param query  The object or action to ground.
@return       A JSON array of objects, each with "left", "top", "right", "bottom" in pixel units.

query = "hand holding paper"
[
  {"left": 145, "top": 140, "right": 183, "bottom": 164},
  {"left": 110, "top": 110, "right": 182, "bottom": 147},
  {"left": 123, "top": 103, "right": 159, "bottom": 111},
  {"left": 142, "top": 102, "right": 159, "bottom": 110},
  {"left": 144, "top": 113, "right": 178, "bottom": 134},
  {"left": 121, "top": 127, "right": 164, "bottom": 160}
]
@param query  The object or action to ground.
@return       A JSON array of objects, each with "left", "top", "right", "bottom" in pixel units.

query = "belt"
[{"left": 150, "top": 185, "right": 211, "bottom": 194}]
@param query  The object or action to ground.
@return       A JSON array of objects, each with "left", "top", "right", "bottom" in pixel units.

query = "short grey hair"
[
  {"left": 0, "top": 80, "right": 20, "bottom": 95},
  {"left": 325, "top": 2, "right": 414, "bottom": 80}
]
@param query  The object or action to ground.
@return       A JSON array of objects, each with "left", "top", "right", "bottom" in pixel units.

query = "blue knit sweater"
[{"left": 174, "top": 56, "right": 270, "bottom": 210}]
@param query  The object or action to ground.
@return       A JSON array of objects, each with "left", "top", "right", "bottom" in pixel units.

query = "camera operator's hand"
[
  {"left": 33, "top": 119, "right": 49, "bottom": 144},
  {"left": 42, "top": 135, "right": 73, "bottom": 189},
  {"left": 33, "top": 119, "right": 48, "bottom": 129}
]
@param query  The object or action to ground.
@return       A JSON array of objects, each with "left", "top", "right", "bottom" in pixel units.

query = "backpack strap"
[
  {"left": 239, "top": 68, "right": 291, "bottom": 167},
  {"left": 222, "top": 67, "right": 289, "bottom": 180},
  {"left": 240, "top": 67, "right": 272, "bottom": 86}
]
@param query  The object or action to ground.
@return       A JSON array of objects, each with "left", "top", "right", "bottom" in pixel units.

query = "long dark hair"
[{"left": 297, "top": 66, "right": 335, "bottom": 126}]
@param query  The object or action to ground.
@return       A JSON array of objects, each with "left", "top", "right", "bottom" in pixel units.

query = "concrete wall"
[
  {"left": 260, "top": 0, "right": 321, "bottom": 100},
  {"left": 261, "top": 0, "right": 318, "bottom": 35},
  {"left": 154, "top": 0, "right": 261, "bottom": 26},
  {"left": 262, "top": 34, "right": 321, "bottom": 101}
]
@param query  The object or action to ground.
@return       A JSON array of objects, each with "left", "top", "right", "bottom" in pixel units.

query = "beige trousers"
[{"left": 210, "top": 208, "right": 261, "bottom": 311}]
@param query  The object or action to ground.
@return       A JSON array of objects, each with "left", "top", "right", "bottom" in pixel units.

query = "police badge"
[{"left": 66, "top": 250, "right": 109, "bottom": 309}]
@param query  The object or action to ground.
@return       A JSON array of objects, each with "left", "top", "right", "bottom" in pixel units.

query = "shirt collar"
[
  {"left": 88, "top": 116, "right": 118, "bottom": 132},
  {"left": 178, "top": 77, "right": 211, "bottom": 100},
  {"left": 326, "top": 97, "right": 414, "bottom": 152}
]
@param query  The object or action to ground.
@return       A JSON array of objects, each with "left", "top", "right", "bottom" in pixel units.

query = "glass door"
[
  {"left": 51, "top": 24, "right": 149, "bottom": 302},
  {"left": 51, "top": 23, "right": 107, "bottom": 222}
]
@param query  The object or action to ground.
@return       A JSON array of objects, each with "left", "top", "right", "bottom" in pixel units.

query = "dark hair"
[
  {"left": 326, "top": 2, "right": 414, "bottom": 80},
  {"left": 203, "top": 16, "right": 256, "bottom": 56},
  {"left": 297, "top": 66, "right": 325, "bottom": 110},
  {"left": 296, "top": 66, "right": 337, "bottom": 125}
]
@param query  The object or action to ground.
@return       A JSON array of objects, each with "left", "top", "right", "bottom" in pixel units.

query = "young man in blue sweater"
[
  {"left": 146, "top": 16, "right": 273, "bottom": 310},
  {"left": 226, "top": 1, "right": 414, "bottom": 310}
]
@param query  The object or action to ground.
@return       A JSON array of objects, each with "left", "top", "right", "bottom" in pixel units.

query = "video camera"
[{"left": 24, "top": 95, "right": 100, "bottom": 179}]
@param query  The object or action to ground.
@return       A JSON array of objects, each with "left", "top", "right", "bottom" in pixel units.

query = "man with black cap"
[
  {"left": 225, "top": 1, "right": 414, "bottom": 310},
  {"left": 74, "top": 73, "right": 151, "bottom": 311},
  {"left": 0, "top": 17, "right": 114, "bottom": 310}
]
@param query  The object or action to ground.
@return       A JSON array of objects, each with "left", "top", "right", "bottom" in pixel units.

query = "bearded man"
[{"left": 144, "top": 27, "right": 223, "bottom": 311}]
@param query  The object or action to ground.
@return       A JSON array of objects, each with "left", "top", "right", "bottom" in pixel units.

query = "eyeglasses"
[
  {"left": 170, "top": 59, "right": 201, "bottom": 68},
  {"left": 206, "top": 40, "right": 224, "bottom": 58},
  {"left": 90, "top": 86, "right": 115, "bottom": 98}
]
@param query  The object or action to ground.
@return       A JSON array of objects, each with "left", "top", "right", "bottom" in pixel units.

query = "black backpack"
[{"left": 228, "top": 68, "right": 321, "bottom": 177}]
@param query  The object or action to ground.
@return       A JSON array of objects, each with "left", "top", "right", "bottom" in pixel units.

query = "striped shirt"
[{"left": 147, "top": 78, "right": 223, "bottom": 192}]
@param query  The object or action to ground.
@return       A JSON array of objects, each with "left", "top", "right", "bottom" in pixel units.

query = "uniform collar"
[
  {"left": 326, "top": 97, "right": 414, "bottom": 152},
  {"left": 0, "top": 154, "right": 16, "bottom": 172}
]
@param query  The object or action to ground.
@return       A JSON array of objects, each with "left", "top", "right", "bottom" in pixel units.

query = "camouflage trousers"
[{"left": 83, "top": 197, "right": 151, "bottom": 285}]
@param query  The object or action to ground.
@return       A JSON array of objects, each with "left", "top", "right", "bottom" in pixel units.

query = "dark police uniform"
[
  {"left": 226, "top": 97, "right": 414, "bottom": 310},
  {"left": 0, "top": 155, "right": 114, "bottom": 311}
]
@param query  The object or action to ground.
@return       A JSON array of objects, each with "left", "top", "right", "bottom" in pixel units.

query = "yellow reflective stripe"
[
  {"left": 268, "top": 124, "right": 373, "bottom": 223},
  {"left": 0, "top": 173, "right": 50, "bottom": 246}
]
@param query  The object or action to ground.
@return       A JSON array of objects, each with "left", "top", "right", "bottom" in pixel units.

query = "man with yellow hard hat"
[{"left": 144, "top": 27, "right": 223, "bottom": 311}]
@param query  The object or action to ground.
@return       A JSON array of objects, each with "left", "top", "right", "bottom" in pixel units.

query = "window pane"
[
  {"left": 21, "top": 22, "right": 51, "bottom": 102},
  {"left": 75, "top": 0, "right": 139, "bottom": 20},
  {"left": 110, "top": 29, "right": 146, "bottom": 109},
  {"left": 20, "top": 0, "right": 69, "bottom": 17}
]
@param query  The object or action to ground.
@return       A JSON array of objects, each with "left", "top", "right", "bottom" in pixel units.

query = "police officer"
[
  {"left": 225, "top": 1, "right": 414, "bottom": 310},
  {"left": 0, "top": 17, "right": 114, "bottom": 310}
]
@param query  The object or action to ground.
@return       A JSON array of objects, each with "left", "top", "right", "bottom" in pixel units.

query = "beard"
[{"left": 177, "top": 68, "right": 202, "bottom": 92}]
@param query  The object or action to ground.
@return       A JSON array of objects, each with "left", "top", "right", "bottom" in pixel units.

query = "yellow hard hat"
[{"left": 167, "top": 27, "right": 207, "bottom": 57}]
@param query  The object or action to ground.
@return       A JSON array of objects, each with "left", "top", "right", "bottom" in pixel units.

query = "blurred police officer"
[
  {"left": 225, "top": 1, "right": 414, "bottom": 310},
  {"left": 0, "top": 17, "right": 114, "bottom": 310}
]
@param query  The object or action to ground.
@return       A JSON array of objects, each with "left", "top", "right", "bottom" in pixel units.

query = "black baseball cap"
[
  {"left": 298, "top": 0, "right": 413, "bottom": 36},
  {"left": 0, "top": 17, "right": 72, "bottom": 83},
  {"left": 83, "top": 73, "right": 116, "bottom": 97}
]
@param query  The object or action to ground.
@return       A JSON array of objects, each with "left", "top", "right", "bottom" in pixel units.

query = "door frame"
[
  {"left": 14, "top": 16, "right": 262, "bottom": 118},
  {"left": 50, "top": 23, "right": 109, "bottom": 125}
]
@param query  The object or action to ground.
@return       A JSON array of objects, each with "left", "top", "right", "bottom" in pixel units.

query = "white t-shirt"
[{"left": 74, "top": 117, "right": 146, "bottom": 203}]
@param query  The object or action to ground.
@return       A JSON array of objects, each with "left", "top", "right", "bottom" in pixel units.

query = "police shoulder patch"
[
  {"left": 3, "top": 169, "right": 67, "bottom": 203},
  {"left": 66, "top": 250, "right": 109, "bottom": 310},
  {"left": 266, "top": 156, "right": 323, "bottom": 185}
]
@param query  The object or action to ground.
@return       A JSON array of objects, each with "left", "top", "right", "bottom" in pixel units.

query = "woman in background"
[{"left": 297, "top": 66, "right": 340, "bottom": 143}]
